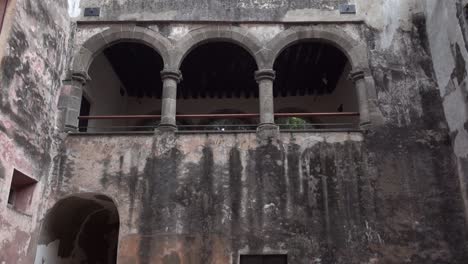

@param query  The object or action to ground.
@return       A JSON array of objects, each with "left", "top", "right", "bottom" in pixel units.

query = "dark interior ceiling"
[
  {"left": 274, "top": 42, "right": 348, "bottom": 97},
  {"left": 104, "top": 42, "right": 164, "bottom": 98},
  {"left": 180, "top": 42, "right": 259, "bottom": 99},
  {"left": 103, "top": 41, "right": 348, "bottom": 100}
]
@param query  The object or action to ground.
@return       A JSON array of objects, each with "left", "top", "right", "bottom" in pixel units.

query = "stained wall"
[
  {"left": 1, "top": 0, "right": 468, "bottom": 263},
  {"left": 425, "top": 0, "right": 468, "bottom": 223},
  {"left": 0, "top": 0, "right": 72, "bottom": 263}
]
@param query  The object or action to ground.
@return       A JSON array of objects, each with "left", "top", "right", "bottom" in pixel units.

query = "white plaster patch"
[
  {"left": 68, "top": 0, "right": 81, "bottom": 18},
  {"left": 237, "top": 0, "right": 286, "bottom": 9},
  {"left": 283, "top": 8, "right": 345, "bottom": 22},
  {"left": 380, "top": 0, "right": 400, "bottom": 50},
  {"left": 244, "top": 25, "right": 283, "bottom": 43},
  {"left": 34, "top": 240, "right": 60, "bottom": 264},
  {"left": 119, "top": 11, "right": 178, "bottom": 21},
  {"left": 169, "top": 26, "right": 191, "bottom": 41},
  {"left": 443, "top": 86, "right": 468, "bottom": 132},
  {"left": 324, "top": 133, "right": 350, "bottom": 144}
]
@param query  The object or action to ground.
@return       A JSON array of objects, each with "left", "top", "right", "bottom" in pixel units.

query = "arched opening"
[
  {"left": 178, "top": 42, "right": 258, "bottom": 131},
  {"left": 79, "top": 42, "right": 164, "bottom": 132},
  {"left": 273, "top": 42, "right": 359, "bottom": 130},
  {"left": 34, "top": 194, "right": 120, "bottom": 264}
]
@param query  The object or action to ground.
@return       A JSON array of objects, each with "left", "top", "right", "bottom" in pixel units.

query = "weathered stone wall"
[
  {"left": 0, "top": 0, "right": 72, "bottom": 263},
  {"left": 75, "top": 0, "right": 353, "bottom": 22},
  {"left": 1, "top": 0, "right": 468, "bottom": 263},
  {"left": 57, "top": 0, "right": 468, "bottom": 262},
  {"left": 51, "top": 130, "right": 466, "bottom": 263},
  {"left": 425, "top": 0, "right": 468, "bottom": 223}
]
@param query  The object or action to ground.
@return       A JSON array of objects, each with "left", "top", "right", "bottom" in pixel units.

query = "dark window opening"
[
  {"left": 240, "top": 254, "right": 288, "bottom": 264},
  {"left": 79, "top": 95, "right": 91, "bottom": 132},
  {"left": 82, "top": 42, "right": 164, "bottom": 132},
  {"left": 7, "top": 188, "right": 15, "bottom": 205},
  {"left": 274, "top": 42, "right": 347, "bottom": 97},
  {"left": 103, "top": 42, "right": 164, "bottom": 98},
  {"left": 465, "top": 4, "right": 468, "bottom": 21},
  {"left": 180, "top": 42, "right": 258, "bottom": 99},
  {"left": 273, "top": 42, "right": 359, "bottom": 130},
  {"left": 0, "top": 0, "right": 8, "bottom": 33},
  {"left": 178, "top": 42, "right": 259, "bottom": 131},
  {"left": 7, "top": 169, "right": 37, "bottom": 213}
]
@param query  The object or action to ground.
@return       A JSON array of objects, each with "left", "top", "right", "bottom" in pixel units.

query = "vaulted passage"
[
  {"left": 34, "top": 194, "right": 119, "bottom": 264},
  {"left": 273, "top": 42, "right": 359, "bottom": 129}
]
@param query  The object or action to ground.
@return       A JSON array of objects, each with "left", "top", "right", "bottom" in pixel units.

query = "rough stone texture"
[
  {"left": 52, "top": 131, "right": 466, "bottom": 263},
  {"left": 425, "top": 0, "right": 468, "bottom": 222},
  {"left": 0, "top": 0, "right": 468, "bottom": 263},
  {"left": 77, "top": 0, "right": 353, "bottom": 22},
  {"left": 0, "top": 0, "right": 72, "bottom": 263}
]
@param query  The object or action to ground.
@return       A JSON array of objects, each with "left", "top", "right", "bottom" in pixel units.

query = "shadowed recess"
[
  {"left": 273, "top": 42, "right": 348, "bottom": 97},
  {"left": 35, "top": 194, "right": 120, "bottom": 264},
  {"left": 180, "top": 42, "right": 258, "bottom": 99},
  {"left": 104, "top": 42, "right": 164, "bottom": 98}
]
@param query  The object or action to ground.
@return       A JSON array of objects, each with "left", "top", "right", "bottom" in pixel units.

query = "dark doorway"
[
  {"left": 35, "top": 193, "right": 120, "bottom": 264},
  {"left": 240, "top": 254, "right": 288, "bottom": 264}
]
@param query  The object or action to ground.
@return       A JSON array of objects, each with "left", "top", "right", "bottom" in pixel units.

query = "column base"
[
  {"left": 257, "top": 123, "right": 279, "bottom": 131},
  {"left": 156, "top": 124, "right": 177, "bottom": 132},
  {"left": 257, "top": 123, "right": 279, "bottom": 141},
  {"left": 359, "top": 121, "right": 371, "bottom": 130},
  {"left": 64, "top": 125, "right": 79, "bottom": 133}
]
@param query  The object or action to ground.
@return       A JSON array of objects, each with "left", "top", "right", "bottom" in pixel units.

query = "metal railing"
[{"left": 76, "top": 112, "right": 360, "bottom": 133}]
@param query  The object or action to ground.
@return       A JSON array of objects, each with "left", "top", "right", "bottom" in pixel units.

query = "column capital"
[
  {"left": 255, "top": 69, "right": 276, "bottom": 82},
  {"left": 349, "top": 70, "right": 365, "bottom": 82},
  {"left": 71, "top": 71, "right": 90, "bottom": 85},
  {"left": 161, "top": 69, "right": 182, "bottom": 83}
]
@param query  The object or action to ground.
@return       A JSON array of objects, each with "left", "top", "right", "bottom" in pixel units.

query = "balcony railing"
[{"left": 76, "top": 112, "right": 360, "bottom": 133}]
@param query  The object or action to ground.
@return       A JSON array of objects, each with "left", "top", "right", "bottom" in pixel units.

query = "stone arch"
[
  {"left": 172, "top": 26, "right": 267, "bottom": 69},
  {"left": 34, "top": 193, "right": 120, "bottom": 264},
  {"left": 71, "top": 26, "right": 173, "bottom": 75},
  {"left": 267, "top": 27, "right": 375, "bottom": 127},
  {"left": 265, "top": 27, "right": 369, "bottom": 71}
]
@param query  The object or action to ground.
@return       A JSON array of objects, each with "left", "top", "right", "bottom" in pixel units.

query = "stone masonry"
[{"left": 0, "top": 0, "right": 468, "bottom": 263}]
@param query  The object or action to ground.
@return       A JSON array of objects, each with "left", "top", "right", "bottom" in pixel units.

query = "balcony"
[
  {"left": 75, "top": 112, "right": 360, "bottom": 134},
  {"left": 67, "top": 37, "right": 365, "bottom": 135}
]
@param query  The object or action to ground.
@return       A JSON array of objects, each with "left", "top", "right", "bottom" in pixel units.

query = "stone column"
[
  {"left": 57, "top": 72, "right": 89, "bottom": 132},
  {"left": 255, "top": 69, "right": 276, "bottom": 128},
  {"left": 350, "top": 70, "right": 371, "bottom": 128},
  {"left": 159, "top": 69, "right": 182, "bottom": 130}
]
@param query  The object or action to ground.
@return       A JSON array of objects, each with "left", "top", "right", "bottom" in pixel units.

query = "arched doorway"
[
  {"left": 272, "top": 41, "right": 359, "bottom": 130},
  {"left": 34, "top": 193, "right": 120, "bottom": 264}
]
